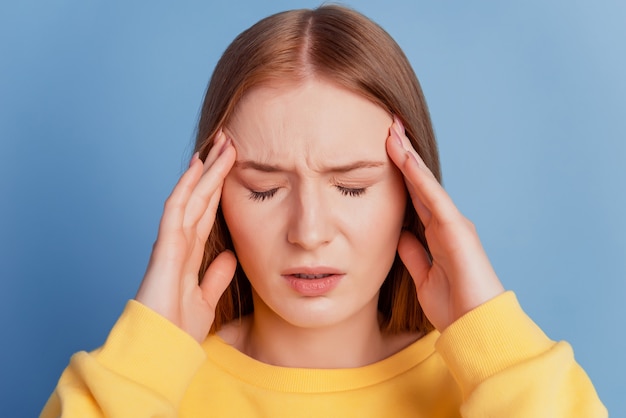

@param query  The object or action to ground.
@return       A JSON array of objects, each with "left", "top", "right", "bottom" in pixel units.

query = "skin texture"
[
  {"left": 135, "top": 132, "right": 237, "bottom": 343},
  {"left": 386, "top": 119, "right": 505, "bottom": 331},
  {"left": 219, "top": 79, "right": 410, "bottom": 367},
  {"left": 135, "top": 77, "right": 505, "bottom": 368}
]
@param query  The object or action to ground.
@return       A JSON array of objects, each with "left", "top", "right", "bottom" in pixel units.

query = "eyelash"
[
  {"left": 247, "top": 186, "right": 367, "bottom": 201},
  {"left": 336, "top": 186, "right": 366, "bottom": 197},
  {"left": 248, "top": 188, "right": 278, "bottom": 201}
]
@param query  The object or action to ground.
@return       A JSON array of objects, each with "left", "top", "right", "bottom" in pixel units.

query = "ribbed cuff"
[
  {"left": 435, "top": 291, "right": 554, "bottom": 396},
  {"left": 95, "top": 300, "right": 206, "bottom": 405}
]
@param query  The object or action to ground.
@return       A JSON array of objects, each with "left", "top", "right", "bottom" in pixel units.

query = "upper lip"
[{"left": 281, "top": 266, "right": 344, "bottom": 276}]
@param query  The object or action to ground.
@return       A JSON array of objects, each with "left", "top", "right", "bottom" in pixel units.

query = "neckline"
[{"left": 202, "top": 331, "right": 439, "bottom": 393}]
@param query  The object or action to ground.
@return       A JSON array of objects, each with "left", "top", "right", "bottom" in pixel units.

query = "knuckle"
[
  {"left": 163, "top": 196, "right": 179, "bottom": 212},
  {"left": 463, "top": 218, "right": 477, "bottom": 233}
]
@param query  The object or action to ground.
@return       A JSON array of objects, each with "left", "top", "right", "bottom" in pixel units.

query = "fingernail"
[
  {"left": 219, "top": 135, "right": 232, "bottom": 155},
  {"left": 394, "top": 116, "right": 405, "bottom": 137},
  {"left": 189, "top": 151, "right": 199, "bottom": 168},
  {"left": 391, "top": 125, "right": 403, "bottom": 148},
  {"left": 213, "top": 128, "right": 225, "bottom": 147}
]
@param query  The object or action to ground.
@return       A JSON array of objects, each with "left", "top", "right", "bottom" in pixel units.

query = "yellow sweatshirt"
[{"left": 41, "top": 292, "right": 607, "bottom": 417}]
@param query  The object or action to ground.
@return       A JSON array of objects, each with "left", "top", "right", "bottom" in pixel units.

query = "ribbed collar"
[{"left": 202, "top": 331, "right": 440, "bottom": 393}]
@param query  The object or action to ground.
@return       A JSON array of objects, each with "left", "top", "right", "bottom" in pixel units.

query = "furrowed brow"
[
  {"left": 234, "top": 160, "right": 385, "bottom": 173},
  {"left": 234, "top": 161, "right": 286, "bottom": 172}
]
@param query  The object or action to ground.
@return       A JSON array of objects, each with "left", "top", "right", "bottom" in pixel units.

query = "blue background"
[{"left": 1, "top": 1, "right": 624, "bottom": 416}]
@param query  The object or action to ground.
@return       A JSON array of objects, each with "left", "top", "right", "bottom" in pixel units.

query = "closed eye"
[
  {"left": 336, "top": 186, "right": 367, "bottom": 197},
  {"left": 248, "top": 188, "right": 279, "bottom": 201}
]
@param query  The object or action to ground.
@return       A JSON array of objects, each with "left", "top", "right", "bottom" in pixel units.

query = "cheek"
[
  {"left": 221, "top": 179, "right": 275, "bottom": 264},
  {"left": 343, "top": 178, "right": 407, "bottom": 255}
]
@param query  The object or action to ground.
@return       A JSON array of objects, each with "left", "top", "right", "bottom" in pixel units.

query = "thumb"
[
  {"left": 200, "top": 250, "right": 237, "bottom": 310},
  {"left": 397, "top": 231, "right": 431, "bottom": 291}
]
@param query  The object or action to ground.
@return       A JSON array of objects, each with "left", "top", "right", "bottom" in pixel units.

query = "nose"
[{"left": 286, "top": 183, "right": 334, "bottom": 250}]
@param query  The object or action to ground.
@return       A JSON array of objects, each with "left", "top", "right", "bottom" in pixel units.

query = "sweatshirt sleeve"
[
  {"left": 435, "top": 291, "right": 607, "bottom": 417},
  {"left": 40, "top": 300, "right": 206, "bottom": 418}
]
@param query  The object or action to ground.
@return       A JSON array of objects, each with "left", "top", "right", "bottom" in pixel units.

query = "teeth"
[{"left": 294, "top": 274, "right": 331, "bottom": 279}]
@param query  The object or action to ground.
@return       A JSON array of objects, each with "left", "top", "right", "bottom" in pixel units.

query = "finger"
[
  {"left": 182, "top": 142, "right": 235, "bottom": 282},
  {"left": 183, "top": 141, "right": 236, "bottom": 230},
  {"left": 397, "top": 230, "right": 432, "bottom": 292},
  {"left": 182, "top": 187, "right": 224, "bottom": 280},
  {"left": 199, "top": 250, "right": 237, "bottom": 311},
  {"left": 203, "top": 129, "right": 228, "bottom": 171},
  {"left": 386, "top": 117, "right": 460, "bottom": 226},
  {"left": 405, "top": 178, "right": 432, "bottom": 228},
  {"left": 188, "top": 152, "right": 199, "bottom": 168},
  {"left": 193, "top": 130, "right": 233, "bottom": 237},
  {"left": 195, "top": 184, "right": 223, "bottom": 240},
  {"left": 158, "top": 154, "right": 205, "bottom": 235},
  {"left": 386, "top": 129, "right": 432, "bottom": 225}
]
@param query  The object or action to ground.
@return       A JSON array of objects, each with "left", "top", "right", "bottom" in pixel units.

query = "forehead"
[{"left": 226, "top": 78, "right": 392, "bottom": 166}]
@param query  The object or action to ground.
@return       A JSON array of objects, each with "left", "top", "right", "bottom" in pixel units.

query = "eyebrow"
[{"left": 234, "top": 160, "right": 386, "bottom": 174}]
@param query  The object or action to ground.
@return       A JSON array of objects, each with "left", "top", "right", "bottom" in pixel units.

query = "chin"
[{"left": 257, "top": 293, "right": 378, "bottom": 331}]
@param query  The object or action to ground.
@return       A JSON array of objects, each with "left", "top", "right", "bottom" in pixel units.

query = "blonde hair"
[{"left": 195, "top": 5, "right": 441, "bottom": 334}]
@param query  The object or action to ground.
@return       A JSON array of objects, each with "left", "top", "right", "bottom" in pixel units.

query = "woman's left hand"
[{"left": 386, "top": 117, "right": 505, "bottom": 331}]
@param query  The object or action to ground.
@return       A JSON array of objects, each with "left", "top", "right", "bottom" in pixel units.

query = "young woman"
[{"left": 41, "top": 5, "right": 606, "bottom": 417}]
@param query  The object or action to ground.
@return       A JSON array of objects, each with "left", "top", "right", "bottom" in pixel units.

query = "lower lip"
[{"left": 284, "top": 275, "right": 344, "bottom": 296}]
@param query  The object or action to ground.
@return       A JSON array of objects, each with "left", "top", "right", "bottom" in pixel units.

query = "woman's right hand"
[{"left": 135, "top": 130, "right": 237, "bottom": 343}]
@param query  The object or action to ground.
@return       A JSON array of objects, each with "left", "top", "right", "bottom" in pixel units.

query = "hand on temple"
[
  {"left": 386, "top": 117, "right": 505, "bottom": 331},
  {"left": 135, "top": 130, "right": 237, "bottom": 343}
]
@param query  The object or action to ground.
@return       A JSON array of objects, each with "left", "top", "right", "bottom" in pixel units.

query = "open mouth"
[
  {"left": 292, "top": 273, "right": 333, "bottom": 279},
  {"left": 284, "top": 271, "right": 344, "bottom": 296}
]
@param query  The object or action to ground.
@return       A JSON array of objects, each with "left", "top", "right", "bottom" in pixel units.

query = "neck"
[{"left": 244, "top": 296, "right": 387, "bottom": 369}]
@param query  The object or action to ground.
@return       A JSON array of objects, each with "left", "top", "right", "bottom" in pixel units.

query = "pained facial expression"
[{"left": 221, "top": 78, "right": 407, "bottom": 329}]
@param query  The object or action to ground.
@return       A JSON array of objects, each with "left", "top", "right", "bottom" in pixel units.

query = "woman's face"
[{"left": 221, "top": 78, "right": 406, "bottom": 329}]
